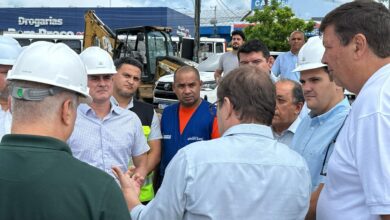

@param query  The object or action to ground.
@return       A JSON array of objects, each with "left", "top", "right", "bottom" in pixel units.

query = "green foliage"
[{"left": 244, "top": 0, "right": 315, "bottom": 51}]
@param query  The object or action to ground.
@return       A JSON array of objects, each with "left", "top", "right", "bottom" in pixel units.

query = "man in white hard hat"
[
  {"left": 68, "top": 47, "right": 149, "bottom": 179},
  {"left": 290, "top": 36, "right": 350, "bottom": 220},
  {"left": 0, "top": 36, "right": 22, "bottom": 139},
  {"left": 318, "top": 2, "right": 390, "bottom": 219},
  {"left": 0, "top": 41, "right": 130, "bottom": 219}
]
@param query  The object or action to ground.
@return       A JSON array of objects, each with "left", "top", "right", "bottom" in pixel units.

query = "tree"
[{"left": 244, "top": 0, "right": 315, "bottom": 51}]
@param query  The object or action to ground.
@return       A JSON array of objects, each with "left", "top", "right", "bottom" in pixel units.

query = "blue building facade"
[{"left": 0, "top": 7, "right": 194, "bottom": 37}]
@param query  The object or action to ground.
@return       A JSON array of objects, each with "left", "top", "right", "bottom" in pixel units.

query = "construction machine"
[{"left": 83, "top": 10, "right": 196, "bottom": 103}]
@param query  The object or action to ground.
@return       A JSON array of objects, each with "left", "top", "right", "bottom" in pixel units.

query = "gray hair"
[
  {"left": 10, "top": 80, "right": 78, "bottom": 124},
  {"left": 276, "top": 79, "right": 304, "bottom": 104}
]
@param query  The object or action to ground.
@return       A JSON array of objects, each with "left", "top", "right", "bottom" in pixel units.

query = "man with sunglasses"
[{"left": 290, "top": 36, "right": 350, "bottom": 220}]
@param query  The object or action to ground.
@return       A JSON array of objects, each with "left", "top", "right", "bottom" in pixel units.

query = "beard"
[{"left": 114, "top": 85, "right": 135, "bottom": 99}]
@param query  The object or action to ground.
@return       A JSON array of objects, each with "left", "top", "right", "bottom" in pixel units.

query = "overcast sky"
[{"left": 0, "top": 0, "right": 356, "bottom": 21}]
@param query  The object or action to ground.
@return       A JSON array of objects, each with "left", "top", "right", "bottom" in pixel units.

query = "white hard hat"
[
  {"left": 7, "top": 41, "right": 92, "bottom": 103},
  {"left": 0, "top": 36, "right": 22, "bottom": 65},
  {"left": 79, "top": 47, "right": 116, "bottom": 75},
  {"left": 293, "top": 36, "right": 327, "bottom": 72}
]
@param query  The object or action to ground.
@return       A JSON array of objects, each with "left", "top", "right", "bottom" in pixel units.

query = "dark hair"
[
  {"left": 237, "top": 39, "right": 270, "bottom": 60},
  {"left": 114, "top": 57, "right": 143, "bottom": 72},
  {"left": 173, "top": 65, "right": 200, "bottom": 82},
  {"left": 320, "top": 1, "right": 390, "bottom": 58},
  {"left": 231, "top": 30, "right": 246, "bottom": 41},
  {"left": 276, "top": 79, "right": 304, "bottom": 104},
  {"left": 217, "top": 66, "right": 275, "bottom": 125}
]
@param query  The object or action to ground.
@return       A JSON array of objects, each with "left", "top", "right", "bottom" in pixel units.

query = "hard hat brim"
[
  {"left": 86, "top": 69, "right": 117, "bottom": 75},
  {"left": 0, "top": 59, "right": 16, "bottom": 66},
  {"left": 293, "top": 63, "right": 327, "bottom": 72}
]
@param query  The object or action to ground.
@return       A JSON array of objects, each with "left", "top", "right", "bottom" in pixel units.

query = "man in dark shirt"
[{"left": 0, "top": 41, "right": 130, "bottom": 220}]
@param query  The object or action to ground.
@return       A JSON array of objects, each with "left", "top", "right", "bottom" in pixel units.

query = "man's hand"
[{"left": 112, "top": 166, "right": 144, "bottom": 210}]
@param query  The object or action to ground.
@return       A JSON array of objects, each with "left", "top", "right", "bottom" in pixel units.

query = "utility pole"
[
  {"left": 210, "top": 6, "right": 218, "bottom": 37},
  {"left": 194, "top": 0, "right": 201, "bottom": 63}
]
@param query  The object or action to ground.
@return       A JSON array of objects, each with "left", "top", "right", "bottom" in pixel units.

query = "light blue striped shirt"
[
  {"left": 291, "top": 98, "right": 350, "bottom": 191},
  {"left": 130, "top": 124, "right": 311, "bottom": 220},
  {"left": 68, "top": 103, "right": 149, "bottom": 177},
  {"left": 272, "top": 51, "right": 300, "bottom": 82}
]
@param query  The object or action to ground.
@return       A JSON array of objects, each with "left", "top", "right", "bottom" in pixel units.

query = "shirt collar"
[
  {"left": 359, "top": 63, "right": 390, "bottom": 97},
  {"left": 309, "top": 97, "right": 350, "bottom": 124},
  {"left": 110, "top": 96, "right": 134, "bottom": 110},
  {"left": 287, "top": 116, "right": 301, "bottom": 133},
  {"left": 0, "top": 134, "right": 72, "bottom": 154},
  {"left": 223, "top": 123, "right": 273, "bottom": 139},
  {"left": 288, "top": 51, "right": 298, "bottom": 57},
  {"left": 79, "top": 101, "right": 123, "bottom": 117}
]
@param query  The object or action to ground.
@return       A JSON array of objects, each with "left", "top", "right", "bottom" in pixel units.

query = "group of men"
[{"left": 0, "top": 1, "right": 390, "bottom": 220}]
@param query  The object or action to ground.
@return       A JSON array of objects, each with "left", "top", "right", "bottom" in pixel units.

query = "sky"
[{"left": 0, "top": 0, "right": 357, "bottom": 23}]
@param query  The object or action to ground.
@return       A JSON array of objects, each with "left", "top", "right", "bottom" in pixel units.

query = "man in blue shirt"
[
  {"left": 290, "top": 36, "right": 350, "bottom": 220},
  {"left": 272, "top": 31, "right": 305, "bottom": 82},
  {"left": 114, "top": 66, "right": 311, "bottom": 220},
  {"left": 156, "top": 66, "right": 219, "bottom": 190},
  {"left": 68, "top": 47, "right": 149, "bottom": 179}
]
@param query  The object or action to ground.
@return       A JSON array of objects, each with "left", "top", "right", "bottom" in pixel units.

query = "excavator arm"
[{"left": 83, "top": 10, "right": 116, "bottom": 55}]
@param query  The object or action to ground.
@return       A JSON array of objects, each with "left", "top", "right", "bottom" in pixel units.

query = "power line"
[{"left": 216, "top": 0, "right": 240, "bottom": 18}]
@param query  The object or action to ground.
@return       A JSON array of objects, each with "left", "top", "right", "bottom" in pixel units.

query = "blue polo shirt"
[{"left": 290, "top": 98, "right": 350, "bottom": 191}]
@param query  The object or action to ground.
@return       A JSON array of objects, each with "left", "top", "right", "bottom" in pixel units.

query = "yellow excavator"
[{"left": 83, "top": 10, "right": 196, "bottom": 103}]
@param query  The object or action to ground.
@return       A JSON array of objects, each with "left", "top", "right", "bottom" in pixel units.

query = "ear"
[
  {"left": 61, "top": 99, "right": 75, "bottom": 126},
  {"left": 268, "top": 56, "right": 275, "bottom": 68},
  {"left": 223, "top": 97, "right": 234, "bottom": 119},
  {"left": 352, "top": 33, "right": 368, "bottom": 59},
  {"left": 294, "top": 102, "right": 304, "bottom": 115}
]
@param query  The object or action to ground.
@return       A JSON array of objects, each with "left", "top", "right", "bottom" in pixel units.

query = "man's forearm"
[
  {"left": 146, "top": 140, "right": 161, "bottom": 174},
  {"left": 214, "top": 69, "right": 222, "bottom": 82},
  {"left": 305, "top": 183, "right": 324, "bottom": 220},
  {"left": 132, "top": 153, "right": 148, "bottom": 177}
]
